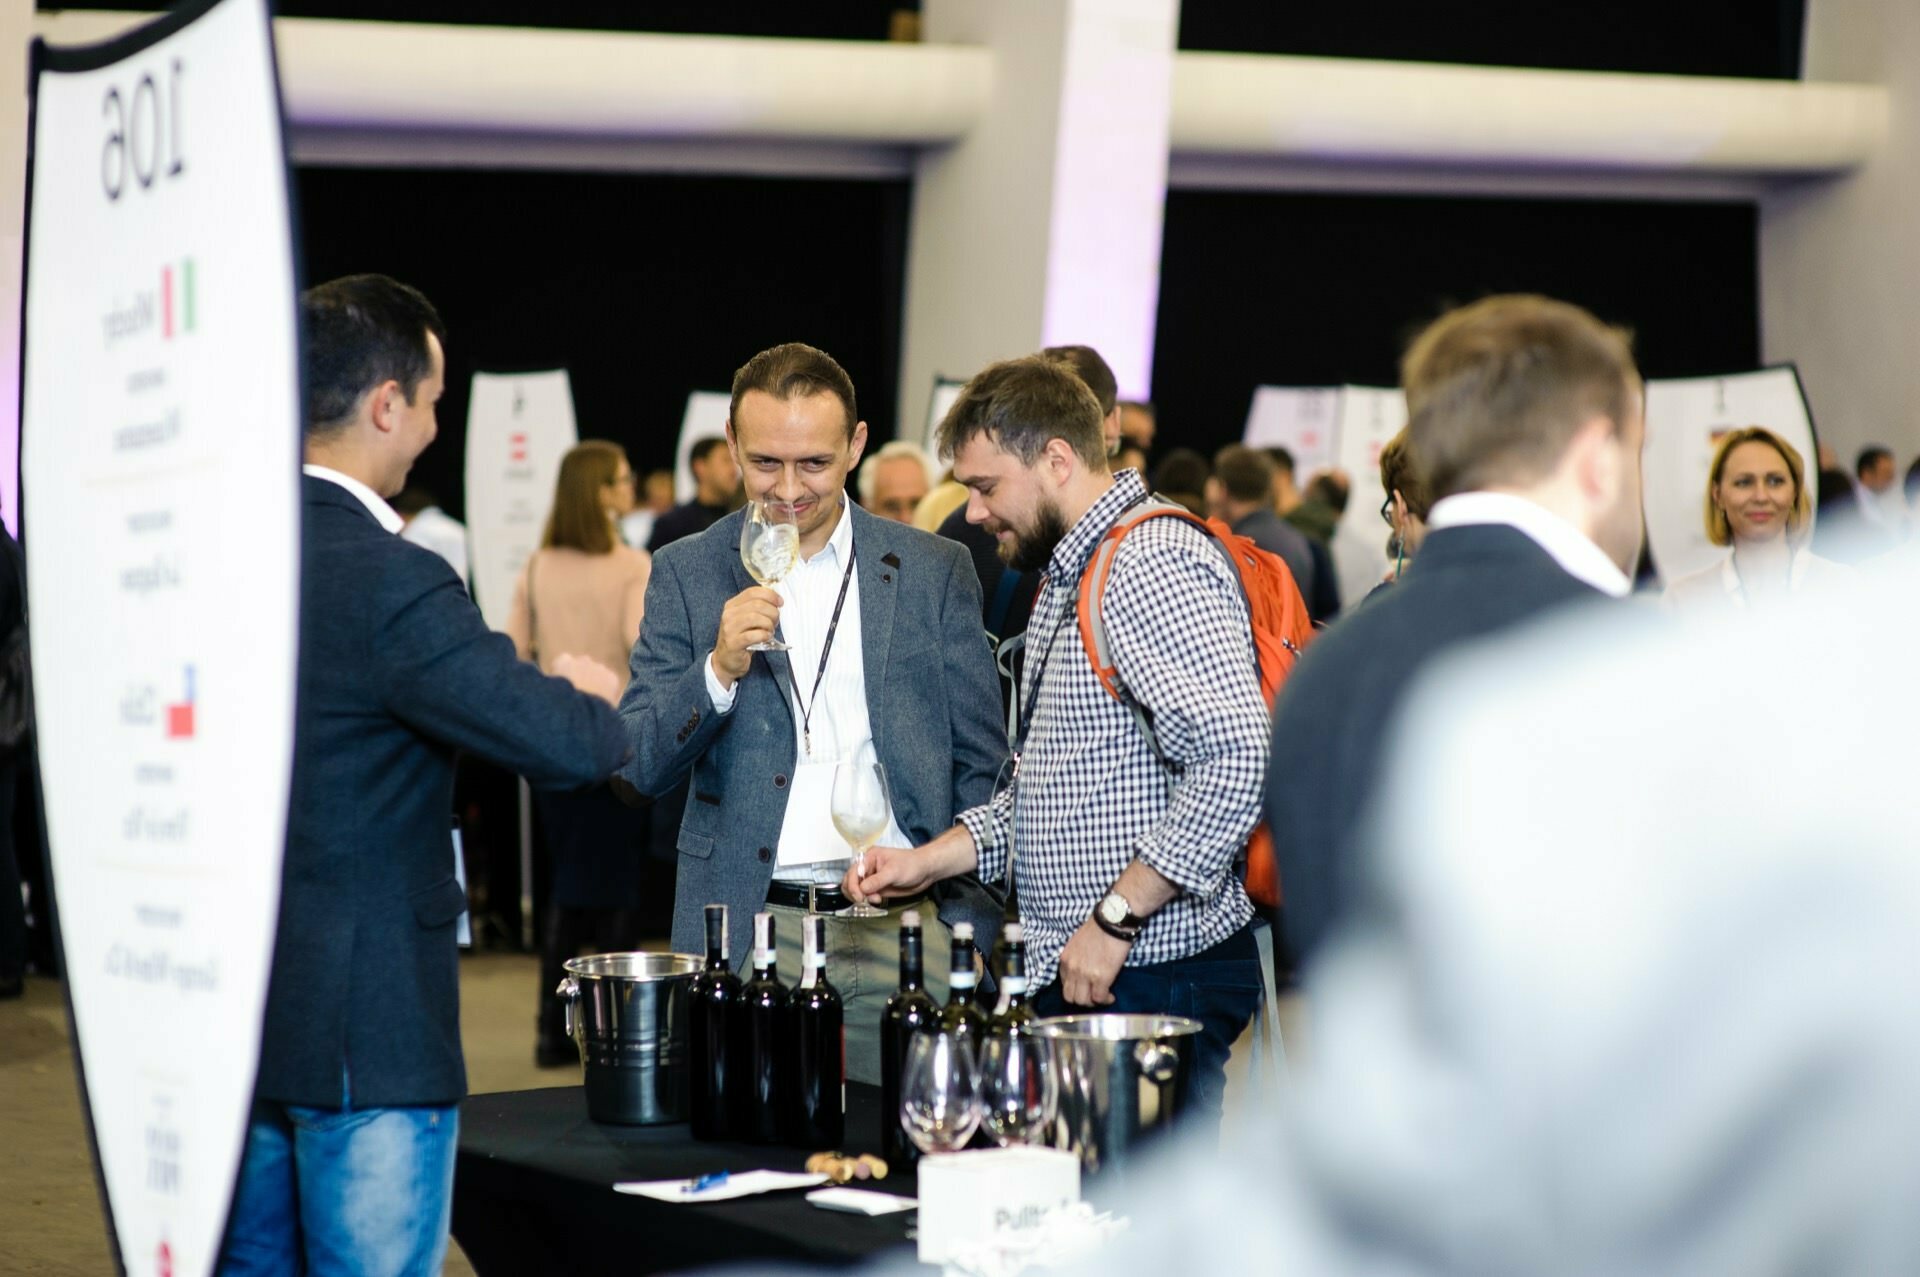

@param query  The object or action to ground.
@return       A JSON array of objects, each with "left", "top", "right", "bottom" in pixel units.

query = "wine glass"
[
  {"left": 739, "top": 501, "right": 799, "bottom": 652},
  {"left": 899, "top": 1028, "right": 981, "bottom": 1155},
  {"left": 831, "top": 741, "right": 891, "bottom": 918},
  {"left": 978, "top": 1031, "right": 1056, "bottom": 1147}
]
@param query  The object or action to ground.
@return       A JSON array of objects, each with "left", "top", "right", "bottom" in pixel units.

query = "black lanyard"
[{"left": 784, "top": 539, "right": 858, "bottom": 759}]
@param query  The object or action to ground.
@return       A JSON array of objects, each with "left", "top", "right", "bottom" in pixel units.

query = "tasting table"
[{"left": 451, "top": 1082, "right": 919, "bottom": 1275}]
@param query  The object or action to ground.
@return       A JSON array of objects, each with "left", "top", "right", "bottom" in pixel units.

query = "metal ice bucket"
[
  {"left": 1029, "top": 1014, "right": 1200, "bottom": 1175},
  {"left": 557, "top": 952, "right": 701, "bottom": 1125}
]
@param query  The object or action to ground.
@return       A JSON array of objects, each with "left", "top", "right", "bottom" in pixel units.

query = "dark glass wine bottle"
[
  {"left": 729, "top": 910, "right": 788, "bottom": 1144},
  {"left": 879, "top": 908, "right": 939, "bottom": 1166},
  {"left": 689, "top": 903, "right": 742, "bottom": 1140},
  {"left": 937, "top": 921, "right": 990, "bottom": 1051},
  {"left": 989, "top": 922, "right": 1036, "bottom": 1036},
  {"left": 787, "top": 913, "right": 845, "bottom": 1147}
]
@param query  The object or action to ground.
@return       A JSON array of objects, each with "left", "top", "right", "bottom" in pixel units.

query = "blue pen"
[{"left": 684, "top": 1171, "right": 729, "bottom": 1194}]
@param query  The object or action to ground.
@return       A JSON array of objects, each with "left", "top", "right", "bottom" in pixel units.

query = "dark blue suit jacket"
[
  {"left": 1266, "top": 523, "right": 1609, "bottom": 963},
  {"left": 258, "top": 476, "right": 629, "bottom": 1108}
]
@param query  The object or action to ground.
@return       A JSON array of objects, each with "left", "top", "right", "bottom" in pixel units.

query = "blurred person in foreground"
[
  {"left": 616, "top": 342, "right": 1006, "bottom": 1083},
  {"left": 990, "top": 549, "right": 1920, "bottom": 1277},
  {"left": 1266, "top": 294, "right": 1643, "bottom": 966},
  {"left": 506, "top": 440, "right": 656, "bottom": 1066},
  {"left": 1205, "top": 444, "right": 1318, "bottom": 611},
  {"left": 858, "top": 439, "right": 935, "bottom": 524},
  {"left": 220, "top": 275, "right": 627, "bottom": 1276},
  {"left": 1664, "top": 426, "right": 1849, "bottom": 610},
  {"left": 849, "top": 354, "right": 1268, "bottom": 1125}
]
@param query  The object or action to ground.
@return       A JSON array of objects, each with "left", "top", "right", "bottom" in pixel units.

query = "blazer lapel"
[{"left": 853, "top": 505, "right": 899, "bottom": 731}]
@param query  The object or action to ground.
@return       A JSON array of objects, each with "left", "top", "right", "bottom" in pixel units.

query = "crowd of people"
[{"left": 94, "top": 268, "right": 1901, "bottom": 1273}]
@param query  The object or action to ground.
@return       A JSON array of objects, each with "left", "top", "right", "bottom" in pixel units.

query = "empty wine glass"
[
  {"left": 899, "top": 1028, "right": 981, "bottom": 1155},
  {"left": 739, "top": 501, "right": 799, "bottom": 652},
  {"left": 978, "top": 1031, "right": 1056, "bottom": 1148},
  {"left": 832, "top": 740, "right": 890, "bottom": 918}
]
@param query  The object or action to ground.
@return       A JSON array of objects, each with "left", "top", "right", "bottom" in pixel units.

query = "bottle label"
[
  {"left": 754, "top": 948, "right": 776, "bottom": 967},
  {"left": 950, "top": 971, "right": 977, "bottom": 990},
  {"left": 1002, "top": 976, "right": 1026, "bottom": 996},
  {"left": 809, "top": 953, "right": 827, "bottom": 967}
]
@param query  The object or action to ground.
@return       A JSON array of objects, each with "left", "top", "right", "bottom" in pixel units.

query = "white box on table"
[{"left": 915, "top": 1147, "right": 1080, "bottom": 1264}]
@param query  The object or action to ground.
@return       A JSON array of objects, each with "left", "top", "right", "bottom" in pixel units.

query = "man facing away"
[
  {"left": 1207, "top": 444, "right": 1318, "bottom": 612},
  {"left": 849, "top": 354, "right": 1270, "bottom": 1124},
  {"left": 617, "top": 342, "right": 1006, "bottom": 1084},
  {"left": 1265, "top": 293, "right": 1645, "bottom": 966},
  {"left": 221, "top": 275, "right": 628, "bottom": 1276},
  {"left": 647, "top": 434, "right": 741, "bottom": 552}
]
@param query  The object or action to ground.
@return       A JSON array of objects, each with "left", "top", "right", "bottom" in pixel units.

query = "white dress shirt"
[
  {"left": 703, "top": 499, "right": 905, "bottom": 880},
  {"left": 304, "top": 464, "right": 403, "bottom": 534},
  {"left": 400, "top": 505, "right": 471, "bottom": 585},
  {"left": 1426, "top": 490, "right": 1631, "bottom": 597}
]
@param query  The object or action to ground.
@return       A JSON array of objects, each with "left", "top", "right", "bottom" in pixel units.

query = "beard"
[{"left": 997, "top": 499, "right": 1071, "bottom": 572}]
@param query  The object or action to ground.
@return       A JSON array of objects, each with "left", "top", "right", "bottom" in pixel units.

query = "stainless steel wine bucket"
[
  {"left": 1029, "top": 1014, "right": 1200, "bottom": 1175},
  {"left": 557, "top": 952, "right": 702, "bottom": 1125}
]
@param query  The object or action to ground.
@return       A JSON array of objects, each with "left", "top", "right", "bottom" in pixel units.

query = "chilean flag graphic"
[{"left": 166, "top": 666, "right": 195, "bottom": 740}]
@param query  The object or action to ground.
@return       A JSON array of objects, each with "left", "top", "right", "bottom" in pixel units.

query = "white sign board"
[
  {"left": 922, "top": 377, "right": 966, "bottom": 457},
  {"left": 1242, "top": 385, "right": 1341, "bottom": 477},
  {"left": 22, "top": 2, "right": 299, "bottom": 1272},
  {"left": 1642, "top": 367, "right": 1818, "bottom": 586},
  {"left": 672, "top": 389, "right": 732, "bottom": 504},
  {"left": 464, "top": 369, "right": 577, "bottom": 631}
]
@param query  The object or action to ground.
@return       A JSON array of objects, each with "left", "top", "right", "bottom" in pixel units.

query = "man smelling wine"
[{"left": 618, "top": 342, "right": 1008, "bottom": 1085}]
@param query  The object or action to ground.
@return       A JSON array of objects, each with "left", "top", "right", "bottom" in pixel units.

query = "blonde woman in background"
[
  {"left": 506, "top": 439, "right": 655, "bottom": 1066},
  {"left": 1665, "top": 426, "right": 1850, "bottom": 610}
]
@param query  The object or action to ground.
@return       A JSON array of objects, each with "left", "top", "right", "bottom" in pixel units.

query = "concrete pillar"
[
  {"left": 0, "top": 1, "right": 29, "bottom": 535},
  {"left": 898, "top": 0, "right": 1177, "bottom": 443},
  {"left": 1760, "top": 0, "right": 1920, "bottom": 464}
]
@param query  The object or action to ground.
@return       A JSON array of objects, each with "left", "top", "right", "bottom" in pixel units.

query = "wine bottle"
[
  {"left": 937, "top": 921, "right": 990, "bottom": 1052},
  {"left": 689, "top": 903, "right": 742, "bottom": 1141},
  {"left": 787, "top": 913, "right": 845, "bottom": 1147},
  {"left": 989, "top": 922, "right": 1036, "bottom": 1035},
  {"left": 879, "top": 908, "right": 940, "bottom": 1166},
  {"left": 729, "top": 911, "right": 788, "bottom": 1144}
]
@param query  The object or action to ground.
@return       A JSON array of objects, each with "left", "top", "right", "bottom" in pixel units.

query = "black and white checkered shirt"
[{"left": 958, "top": 470, "right": 1265, "bottom": 988}]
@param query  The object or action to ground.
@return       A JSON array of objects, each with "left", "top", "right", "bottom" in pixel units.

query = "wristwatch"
[{"left": 1093, "top": 891, "right": 1145, "bottom": 943}]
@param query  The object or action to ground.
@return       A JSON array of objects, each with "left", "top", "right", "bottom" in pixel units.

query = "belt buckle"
[{"left": 807, "top": 883, "right": 823, "bottom": 917}]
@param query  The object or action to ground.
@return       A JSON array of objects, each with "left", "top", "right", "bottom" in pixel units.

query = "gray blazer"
[{"left": 618, "top": 501, "right": 1009, "bottom": 966}]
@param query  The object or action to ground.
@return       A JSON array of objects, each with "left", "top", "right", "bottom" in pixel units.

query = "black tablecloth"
[{"left": 452, "top": 1083, "right": 918, "bottom": 1275}]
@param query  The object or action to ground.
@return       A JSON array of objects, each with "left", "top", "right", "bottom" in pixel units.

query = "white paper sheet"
[{"left": 615, "top": 1170, "right": 828, "bottom": 1203}]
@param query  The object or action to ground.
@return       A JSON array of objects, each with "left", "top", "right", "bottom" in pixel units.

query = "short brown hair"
[
  {"left": 1041, "top": 345, "right": 1118, "bottom": 417},
  {"left": 729, "top": 342, "right": 857, "bottom": 439},
  {"left": 1402, "top": 294, "right": 1638, "bottom": 501},
  {"left": 542, "top": 440, "right": 628, "bottom": 554},
  {"left": 1705, "top": 426, "right": 1811, "bottom": 546},
  {"left": 1212, "top": 444, "right": 1275, "bottom": 504},
  {"left": 936, "top": 354, "right": 1107, "bottom": 469},
  {"left": 1377, "top": 428, "right": 1432, "bottom": 522}
]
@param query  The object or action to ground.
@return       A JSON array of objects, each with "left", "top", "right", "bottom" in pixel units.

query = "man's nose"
[{"left": 966, "top": 493, "right": 989, "bottom": 525}]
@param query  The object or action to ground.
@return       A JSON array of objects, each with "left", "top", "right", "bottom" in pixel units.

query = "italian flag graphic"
[{"left": 161, "top": 257, "right": 196, "bottom": 339}]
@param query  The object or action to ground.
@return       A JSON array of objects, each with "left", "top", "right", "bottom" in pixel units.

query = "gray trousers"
[{"left": 769, "top": 899, "right": 952, "bottom": 1085}]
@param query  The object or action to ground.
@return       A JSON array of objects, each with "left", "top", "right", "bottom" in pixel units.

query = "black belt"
[{"left": 765, "top": 881, "right": 852, "bottom": 913}]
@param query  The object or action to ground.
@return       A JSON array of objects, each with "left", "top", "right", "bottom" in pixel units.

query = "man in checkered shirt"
[{"left": 847, "top": 353, "right": 1268, "bottom": 1121}]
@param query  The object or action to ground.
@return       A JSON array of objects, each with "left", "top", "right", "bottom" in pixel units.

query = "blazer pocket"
[
  {"left": 410, "top": 876, "right": 469, "bottom": 929},
  {"left": 677, "top": 829, "right": 714, "bottom": 860}
]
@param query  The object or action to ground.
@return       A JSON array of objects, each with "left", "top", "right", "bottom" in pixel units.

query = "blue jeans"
[
  {"left": 218, "top": 1099, "right": 458, "bottom": 1277},
  {"left": 1034, "top": 925, "right": 1263, "bottom": 1126}
]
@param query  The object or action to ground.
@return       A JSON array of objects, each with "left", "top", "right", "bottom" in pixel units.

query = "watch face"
[{"left": 1099, "top": 895, "right": 1127, "bottom": 925}]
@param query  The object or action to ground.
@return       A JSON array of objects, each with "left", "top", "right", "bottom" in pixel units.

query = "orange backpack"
[{"left": 1075, "top": 497, "right": 1312, "bottom": 909}]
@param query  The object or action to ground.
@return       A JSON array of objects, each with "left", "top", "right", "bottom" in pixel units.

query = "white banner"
[
  {"left": 672, "top": 389, "right": 732, "bottom": 504},
  {"left": 1330, "top": 386, "right": 1406, "bottom": 605},
  {"left": 922, "top": 376, "right": 966, "bottom": 456},
  {"left": 1642, "top": 367, "right": 1818, "bottom": 586},
  {"left": 464, "top": 370, "right": 577, "bottom": 631},
  {"left": 1241, "top": 385, "right": 1341, "bottom": 476},
  {"left": 22, "top": 2, "right": 299, "bottom": 1273}
]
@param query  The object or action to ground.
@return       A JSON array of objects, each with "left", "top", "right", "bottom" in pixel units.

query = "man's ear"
[
  {"left": 367, "top": 379, "right": 403, "bottom": 435},
  {"left": 847, "top": 420, "right": 870, "bottom": 470},
  {"left": 1571, "top": 415, "right": 1620, "bottom": 502},
  {"left": 1045, "top": 435, "right": 1078, "bottom": 480}
]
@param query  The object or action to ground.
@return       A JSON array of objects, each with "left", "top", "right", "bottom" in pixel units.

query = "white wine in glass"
[
  {"left": 832, "top": 741, "right": 890, "bottom": 918},
  {"left": 739, "top": 501, "right": 799, "bottom": 652}
]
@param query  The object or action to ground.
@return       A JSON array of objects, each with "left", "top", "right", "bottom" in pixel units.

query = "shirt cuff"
[
  {"left": 703, "top": 653, "right": 737, "bottom": 713},
  {"left": 959, "top": 807, "right": 1005, "bottom": 884}
]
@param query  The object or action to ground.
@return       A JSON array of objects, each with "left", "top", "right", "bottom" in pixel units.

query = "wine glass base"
[
  {"left": 746, "top": 639, "right": 791, "bottom": 652},
  {"left": 837, "top": 903, "right": 887, "bottom": 918}
]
